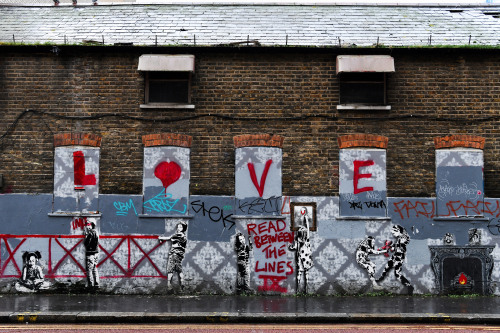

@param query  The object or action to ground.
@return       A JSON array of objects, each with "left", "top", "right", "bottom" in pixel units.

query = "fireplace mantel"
[{"left": 429, "top": 245, "right": 495, "bottom": 295}]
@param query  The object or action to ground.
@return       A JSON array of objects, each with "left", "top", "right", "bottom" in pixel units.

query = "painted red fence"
[{"left": 0, "top": 234, "right": 167, "bottom": 279}]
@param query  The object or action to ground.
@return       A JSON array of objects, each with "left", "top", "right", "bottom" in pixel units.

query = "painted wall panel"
[
  {"left": 53, "top": 147, "right": 99, "bottom": 213},
  {"left": 436, "top": 149, "right": 484, "bottom": 217},
  {"left": 99, "top": 195, "right": 142, "bottom": 234},
  {"left": 406, "top": 239, "right": 431, "bottom": 265},
  {"left": 235, "top": 147, "right": 282, "bottom": 217},
  {"left": 142, "top": 146, "right": 190, "bottom": 216},
  {"left": 188, "top": 196, "right": 236, "bottom": 242},
  {"left": 339, "top": 149, "right": 387, "bottom": 217},
  {"left": 0, "top": 194, "right": 67, "bottom": 234}
]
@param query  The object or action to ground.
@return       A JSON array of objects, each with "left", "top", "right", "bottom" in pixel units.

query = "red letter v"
[{"left": 247, "top": 159, "right": 273, "bottom": 197}]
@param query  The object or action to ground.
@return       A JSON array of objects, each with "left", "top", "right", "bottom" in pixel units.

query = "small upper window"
[
  {"left": 146, "top": 72, "right": 191, "bottom": 104},
  {"left": 336, "top": 55, "right": 394, "bottom": 110},
  {"left": 138, "top": 55, "right": 195, "bottom": 109}
]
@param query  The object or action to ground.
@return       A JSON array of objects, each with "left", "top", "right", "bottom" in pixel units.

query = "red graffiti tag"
[
  {"left": 393, "top": 199, "right": 500, "bottom": 220},
  {"left": 281, "top": 196, "right": 291, "bottom": 215},
  {"left": 247, "top": 159, "right": 273, "bottom": 197},
  {"left": 257, "top": 275, "right": 288, "bottom": 292},
  {"left": 393, "top": 200, "right": 436, "bottom": 220},
  {"left": 442, "top": 200, "right": 484, "bottom": 217},
  {"left": 353, "top": 160, "right": 374, "bottom": 194},
  {"left": 71, "top": 217, "right": 87, "bottom": 231},
  {"left": 73, "top": 151, "right": 96, "bottom": 189},
  {"left": 154, "top": 161, "right": 181, "bottom": 192},
  {"left": 483, "top": 201, "right": 500, "bottom": 218}
]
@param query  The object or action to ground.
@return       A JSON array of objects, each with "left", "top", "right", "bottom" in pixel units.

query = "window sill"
[
  {"left": 337, "top": 105, "right": 391, "bottom": 111},
  {"left": 140, "top": 103, "right": 195, "bottom": 109},
  {"left": 336, "top": 216, "right": 391, "bottom": 221}
]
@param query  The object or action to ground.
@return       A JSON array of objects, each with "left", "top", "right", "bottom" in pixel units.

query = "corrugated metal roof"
[{"left": 0, "top": 4, "right": 499, "bottom": 47}]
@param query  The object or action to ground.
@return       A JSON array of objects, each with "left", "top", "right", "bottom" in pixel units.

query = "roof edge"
[{"left": 0, "top": 1, "right": 498, "bottom": 7}]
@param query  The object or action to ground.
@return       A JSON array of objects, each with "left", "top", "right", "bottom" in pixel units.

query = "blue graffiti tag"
[
  {"left": 143, "top": 191, "right": 187, "bottom": 214},
  {"left": 114, "top": 199, "right": 138, "bottom": 216}
]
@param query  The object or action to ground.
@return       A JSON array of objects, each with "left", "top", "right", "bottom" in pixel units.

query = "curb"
[{"left": 4, "top": 312, "right": 500, "bottom": 324}]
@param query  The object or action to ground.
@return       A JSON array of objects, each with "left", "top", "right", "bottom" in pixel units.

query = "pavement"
[{"left": 1, "top": 294, "right": 500, "bottom": 325}]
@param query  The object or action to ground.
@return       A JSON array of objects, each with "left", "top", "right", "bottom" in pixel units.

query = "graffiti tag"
[
  {"left": 114, "top": 199, "right": 138, "bottom": 217},
  {"left": 237, "top": 196, "right": 281, "bottom": 215},
  {"left": 349, "top": 200, "right": 386, "bottom": 210},
  {"left": 393, "top": 200, "right": 436, "bottom": 220},
  {"left": 143, "top": 191, "right": 187, "bottom": 214},
  {"left": 393, "top": 199, "right": 500, "bottom": 220},
  {"left": 437, "top": 181, "right": 481, "bottom": 200},
  {"left": 440, "top": 200, "right": 484, "bottom": 217},
  {"left": 191, "top": 200, "right": 235, "bottom": 230},
  {"left": 71, "top": 217, "right": 87, "bottom": 231}
]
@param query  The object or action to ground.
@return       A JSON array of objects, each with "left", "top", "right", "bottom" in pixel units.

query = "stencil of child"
[
  {"left": 355, "top": 236, "right": 387, "bottom": 288},
  {"left": 159, "top": 222, "right": 188, "bottom": 290},
  {"left": 84, "top": 218, "right": 100, "bottom": 290},
  {"left": 376, "top": 225, "right": 414, "bottom": 295},
  {"left": 289, "top": 207, "right": 313, "bottom": 294},
  {"left": 15, "top": 251, "right": 50, "bottom": 292},
  {"left": 234, "top": 232, "right": 253, "bottom": 294}
]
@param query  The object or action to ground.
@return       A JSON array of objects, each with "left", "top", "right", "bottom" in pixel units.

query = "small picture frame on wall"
[{"left": 290, "top": 202, "right": 317, "bottom": 232}]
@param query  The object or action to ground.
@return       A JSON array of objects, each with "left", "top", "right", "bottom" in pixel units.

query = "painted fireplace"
[{"left": 429, "top": 245, "right": 495, "bottom": 295}]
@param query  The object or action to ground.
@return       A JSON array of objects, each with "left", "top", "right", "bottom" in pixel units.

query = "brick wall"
[
  {"left": 0, "top": 46, "right": 499, "bottom": 197},
  {"left": 142, "top": 133, "right": 193, "bottom": 148},
  {"left": 54, "top": 133, "right": 102, "bottom": 147},
  {"left": 337, "top": 134, "right": 388, "bottom": 149},
  {"left": 434, "top": 135, "right": 485, "bottom": 150}
]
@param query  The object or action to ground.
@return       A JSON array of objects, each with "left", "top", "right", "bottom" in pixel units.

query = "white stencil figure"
[
  {"left": 15, "top": 251, "right": 50, "bottom": 292},
  {"left": 289, "top": 207, "right": 313, "bottom": 294},
  {"left": 159, "top": 222, "right": 188, "bottom": 291},
  {"left": 355, "top": 236, "right": 387, "bottom": 288},
  {"left": 84, "top": 218, "right": 100, "bottom": 290},
  {"left": 376, "top": 225, "right": 414, "bottom": 295},
  {"left": 234, "top": 232, "right": 253, "bottom": 294}
]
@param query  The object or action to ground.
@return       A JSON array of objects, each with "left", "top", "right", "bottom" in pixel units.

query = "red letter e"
[{"left": 353, "top": 160, "right": 374, "bottom": 194}]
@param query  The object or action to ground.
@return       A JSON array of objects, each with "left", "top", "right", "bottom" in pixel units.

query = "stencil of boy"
[
  {"left": 234, "top": 232, "right": 253, "bottom": 294},
  {"left": 159, "top": 222, "right": 188, "bottom": 290},
  {"left": 84, "top": 218, "right": 100, "bottom": 289}
]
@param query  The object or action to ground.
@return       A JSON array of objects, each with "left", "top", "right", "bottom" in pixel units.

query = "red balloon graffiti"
[{"left": 154, "top": 161, "right": 181, "bottom": 192}]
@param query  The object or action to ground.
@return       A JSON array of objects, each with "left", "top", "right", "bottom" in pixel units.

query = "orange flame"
[{"left": 459, "top": 273, "right": 467, "bottom": 285}]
